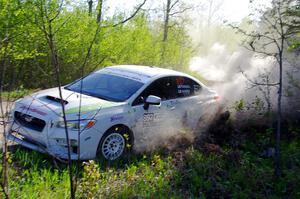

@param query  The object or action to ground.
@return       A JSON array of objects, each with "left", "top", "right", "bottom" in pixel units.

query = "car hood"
[{"left": 15, "top": 87, "right": 123, "bottom": 120}]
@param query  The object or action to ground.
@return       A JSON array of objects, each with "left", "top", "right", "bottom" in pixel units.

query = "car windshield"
[{"left": 65, "top": 72, "right": 144, "bottom": 102}]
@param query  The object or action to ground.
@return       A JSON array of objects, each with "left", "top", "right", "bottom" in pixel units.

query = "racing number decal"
[
  {"left": 176, "top": 77, "right": 191, "bottom": 96},
  {"left": 143, "top": 113, "right": 161, "bottom": 127},
  {"left": 143, "top": 113, "right": 155, "bottom": 123}
]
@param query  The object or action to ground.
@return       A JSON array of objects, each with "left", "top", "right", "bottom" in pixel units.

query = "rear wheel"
[{"left": 97, "top": 126, "right": 132, "bottom": 160}]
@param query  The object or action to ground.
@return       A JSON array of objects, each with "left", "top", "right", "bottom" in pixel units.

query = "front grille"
[{"left": 14, "top": 111, "right": 46, "bottom": 132}]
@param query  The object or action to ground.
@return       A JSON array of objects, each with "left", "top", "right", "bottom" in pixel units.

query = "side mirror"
[{"left": 143, "top": 95, "right": 161, "bottom": 110}]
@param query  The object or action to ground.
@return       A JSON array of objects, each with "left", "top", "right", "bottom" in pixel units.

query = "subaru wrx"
[{"left": 7, "top": 65, "right": 220, "bottom": 160}]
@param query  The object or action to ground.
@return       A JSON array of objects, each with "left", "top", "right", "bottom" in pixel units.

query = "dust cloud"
[
  {"left": 190, "top": 43, "right": 277, "bottom": 108},
  {"left": 133, "top": 110, "right": 195, "bottom": 153},
  {"left": 189, "top": 42, "right": 300, "bottom": 117},
  {"left": 134, "top": 43, "right": 290, "bottom": 153}
]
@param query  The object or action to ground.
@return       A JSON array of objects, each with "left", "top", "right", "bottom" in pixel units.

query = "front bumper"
[
  {"left": 7, "top": 132, "right": 46, "bottom": 153},
  {"left": 7, "top": 130, "right": 80, "bottom": 160},
  {"left": 6, "top": 120, "right": 86, "bottom": 160}
]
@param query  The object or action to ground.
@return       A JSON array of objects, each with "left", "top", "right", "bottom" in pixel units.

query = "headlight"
[{"left": 56, "top": 119, "right": 96, "bottom": 131}]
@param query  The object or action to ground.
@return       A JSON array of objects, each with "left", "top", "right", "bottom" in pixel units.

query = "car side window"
[
  {"left": 173, "top": 76, "right": 201, "bottom": 98},
  {"left": 132, "top": 77, "right": 177, "bottom": 106}
]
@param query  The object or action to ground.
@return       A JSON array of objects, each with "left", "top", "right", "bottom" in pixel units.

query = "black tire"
[{"left": 97, "top": 126, "right": 132, "bottom": 160}]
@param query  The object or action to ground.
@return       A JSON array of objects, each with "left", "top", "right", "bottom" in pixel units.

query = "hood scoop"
[{"left": 45, "top": 95, "right": 68, "bottom": 104}]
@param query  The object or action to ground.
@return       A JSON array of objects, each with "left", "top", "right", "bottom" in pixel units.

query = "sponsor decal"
[
  {"left": 177, "top": 84, "right": 191, "bottom": 96},
  {"left": 20, "top": 105, "right": 47, "bottom": 116},
  {"left": 110, "top": 114, "right": 124, "bottom": 122},
  {"left": 177, "top": 85, "right": 190, "bottom": 89},
  {"left": 65, "top": 101, "right": 116, "bottom": 114}
]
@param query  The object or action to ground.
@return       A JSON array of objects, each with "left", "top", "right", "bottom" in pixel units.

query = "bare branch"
[
  {"left": 239, "top": 66, "right": 279, "bottom": 87},
  {"left": 33, "top": 0, "right": 75, "bottom": 197},
  {"left": 53, "top": 15, "right": 71, "bottom": 35},
  {"left": 111, "top": 0, "right": 147, "bottom": 27},
  {"left": 229, "top": 24, "right": 281, "bottom": 44},
  {"left": 169, "top": 0, "right": 180, "bottom": 11},
  {"left": 261, "top": 13, "right": 282, "bottom": 36},
  {"left": 49, "top": 0, "right": 64, "bottom": 22},
  {"left": 169, "top": 6, "right": 193, "bottom": 16},
  {"left": 243, "top": 44, "right": 278, "bottom": 57}
]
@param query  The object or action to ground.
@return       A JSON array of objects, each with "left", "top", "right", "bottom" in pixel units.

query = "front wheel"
[{"left": 97, "top": 127, "right": 131, "bottom": 160}]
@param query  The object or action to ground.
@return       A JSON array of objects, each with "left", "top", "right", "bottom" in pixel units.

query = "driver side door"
[{"left": 130, "top": 77, "right": 178, "bottom": 151}]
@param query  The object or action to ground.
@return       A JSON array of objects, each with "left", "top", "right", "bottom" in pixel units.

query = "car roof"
[{"left": 99, "top": 65, "right": 189, "bottom": 83}]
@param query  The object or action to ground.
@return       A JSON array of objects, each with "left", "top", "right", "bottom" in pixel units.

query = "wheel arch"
[
  {"left": 100, "top": 123, "right": 134, "bottom": 149},
  {"left": 106, "top": 124, "right": 134, "bottom": 144}
]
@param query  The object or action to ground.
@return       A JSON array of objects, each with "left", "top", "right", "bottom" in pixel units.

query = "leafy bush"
[
  {"left": 1, "top": 86, "right": 32, "bottom": 100},
  {"left": 78, "top": 160, "right": 101, "bottom": 198}
]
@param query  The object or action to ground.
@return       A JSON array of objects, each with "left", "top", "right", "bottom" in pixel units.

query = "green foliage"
[
  {"left": 234, "top": 96, "right": 268, "bottom": 114},
  {"left": 78, "top": 160, "right": 101, "bottom": 198},
  {"left": 177, "top": 138, "right": 300, "bottom": 198},
  {"left": 286, "top": 0, "right": 300, "bottom": 50},
  {"left": 234, "top": 99, "right": 245, "bottom": 112},
  {"left": 77, "top": 154, "right": 175, "bottom": 198},
  {"left": 1, "top": 86, "right": 32, "bottom": 99},
  {"left": 0, "top": 1, "right": 194, "bottom": 90},
  {"left": 1, "top": 131, "right": 300, "bottom": 198},
  {"left": 288, "top": 39, "right": 300, "bottom": 50},
  {"left": 0, "top": 148, "right": 70, "bottom": 198}
]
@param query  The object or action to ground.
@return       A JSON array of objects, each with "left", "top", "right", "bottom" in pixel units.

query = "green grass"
[{"left": 1, "top": 132, "right": 300, "bottom": 198}]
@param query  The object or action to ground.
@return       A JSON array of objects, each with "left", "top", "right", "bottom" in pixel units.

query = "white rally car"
[{"left": 7, "top": 65, "right": 220, "bottom": 160}]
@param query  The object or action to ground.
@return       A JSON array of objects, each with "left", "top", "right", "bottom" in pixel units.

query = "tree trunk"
[
  {"left": 163, "top": 0, "right": 171, "bottom": 42},
  {"left": 0, "top": 41, "right": 10, "bottom": 199},
  {"left": 275, "top": 47, "right": 283, "bottom": 177},
  {"left": 47, "top": 20, "right": 75, "bottom": 199},
  {"left": 161, "top": 0, "right": 171, "bottom": 65},
  {"left": 96, "top": 0, "right": 103, "bottom": 24},
  {"left": 88, "top": 0, "right": 93, "bottom": 16},
  {"left": 1, "top": 2, "right": 10, "bottom": 198}
]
